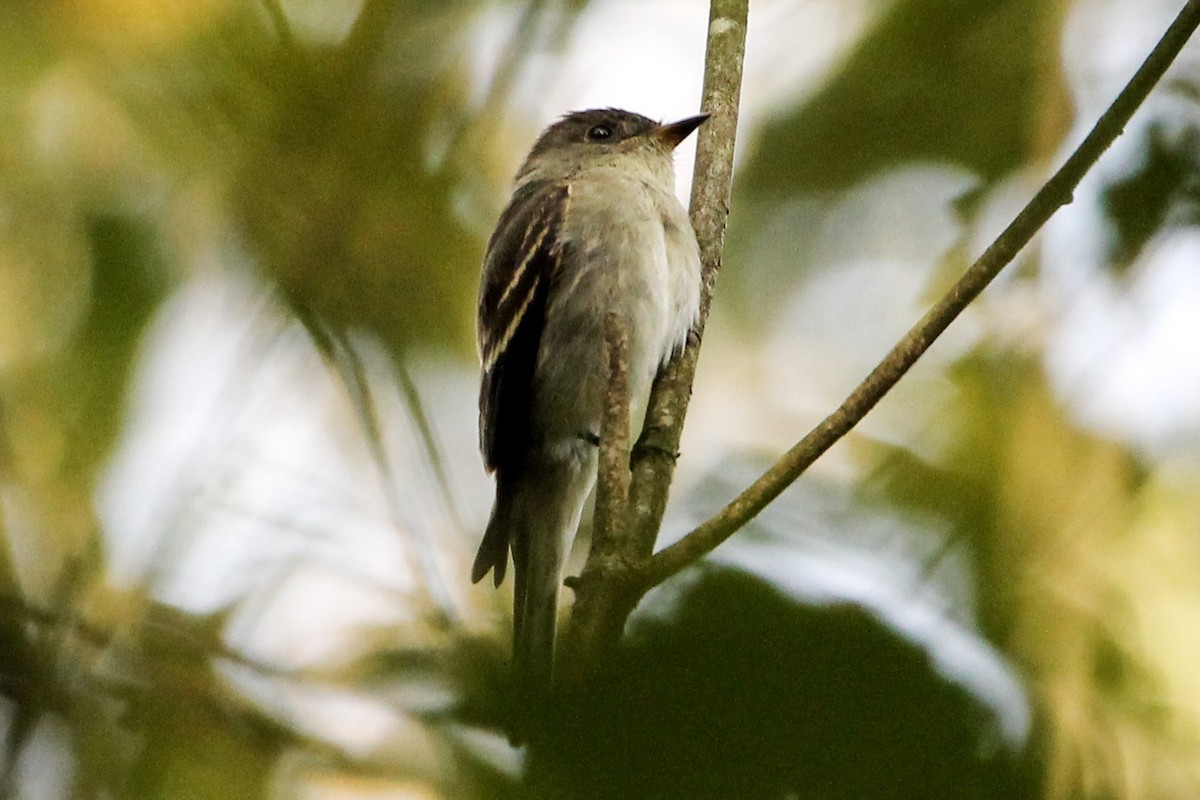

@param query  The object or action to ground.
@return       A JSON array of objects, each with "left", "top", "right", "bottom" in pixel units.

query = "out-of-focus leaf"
[
  {"left": 59, "top": 214, "right": 168, "bottom": 473},
  {"left": 741, "top": 0, "right": 1068, "bottom": 196},
  {"left": 1102, "top": 118, "right": 1200, "bottom": 272},
  {"left": 233, "top": 51, "right": 481, "bottom": 354},
  {"left": 533, "top": 568, "right": 1034, "bottom": 800},
  {"left": 868, "top": 345, "right": 1200, "bottom": 797}
]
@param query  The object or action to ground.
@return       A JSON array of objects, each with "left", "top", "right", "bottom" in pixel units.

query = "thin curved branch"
[{"left": 638, "top": 0, "right": 1200, "bottom": 590}]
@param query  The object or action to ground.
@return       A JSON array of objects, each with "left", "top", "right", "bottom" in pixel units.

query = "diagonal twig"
[{"left": 638, "top": 0, "right": 1200, "bottom": 590}]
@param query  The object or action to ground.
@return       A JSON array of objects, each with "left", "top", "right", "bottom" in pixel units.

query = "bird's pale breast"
[{"left": 532, "top": 168, "right": 699, "bottom": 447}]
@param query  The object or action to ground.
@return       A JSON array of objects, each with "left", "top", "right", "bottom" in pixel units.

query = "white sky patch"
[
  {"left": 1046, "top": 229, "right": 1200, "bottom": 455},
  {"left": 94, "top": 268, "right": 474, "bottom": 620},
  {"left": 1062, "top": 0, "right": 1200, "bottom": 120},
  {"left": 275, "top": 0, "right": 364, "bottom": 45},
  {"left": 684, "top": 163, "right": 981, "bottom": 471},
  {"left": 466, "top": 0, "right": 882, "bottom": 203},
  {"left": 218, "top": 660, "right": 436, "bottom": 763},
  {"left": 1041, "top": 0, "right": 1200, "bottom": 457}
]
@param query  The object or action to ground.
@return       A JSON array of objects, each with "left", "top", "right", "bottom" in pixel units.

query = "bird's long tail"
[{"left": 472, "top": 460, "right": 592, "bottom": 717}]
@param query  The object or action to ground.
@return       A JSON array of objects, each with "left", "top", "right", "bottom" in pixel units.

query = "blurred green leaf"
[
  {"left": 742, "top": 0, "right": 1067, "bottom": 196},
  {"left": 534, "top": 567, "right": 1034, "bottom": 799}
]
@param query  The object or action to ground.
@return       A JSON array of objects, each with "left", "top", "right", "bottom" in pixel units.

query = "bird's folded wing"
[{"left": 477, "top": 180, "right": 570, "bottom": 472}]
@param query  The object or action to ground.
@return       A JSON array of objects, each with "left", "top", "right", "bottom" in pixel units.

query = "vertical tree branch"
[
  {"left": 558, "top": 315, "right": 634, "bottom": 689},
  {"left": 591, "top": 312, "right": 633, "bottom": 554},
  {"left": 557, "top": 0, "right": 748, "bottom": 688},
  {"left": 627, "top": 0, "right": 749, "bottom": 556}
]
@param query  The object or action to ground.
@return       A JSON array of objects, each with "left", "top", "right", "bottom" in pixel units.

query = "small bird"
[{"left": 472, "top": 108, "right": 706, "bottom": 702}]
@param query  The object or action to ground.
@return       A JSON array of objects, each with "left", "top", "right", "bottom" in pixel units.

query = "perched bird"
[{"left": 473, "top": 108, "right": 706, "bottom": 702}]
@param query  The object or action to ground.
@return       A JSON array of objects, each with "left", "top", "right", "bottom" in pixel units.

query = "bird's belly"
[
  {"left": 533, "top": 255, "right": 681, "bottom": 444},
  {"left": 530, "top": 176, "right": 698, "bottom": 449}
]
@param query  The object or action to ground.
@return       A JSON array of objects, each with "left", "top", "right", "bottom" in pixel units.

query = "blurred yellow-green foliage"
[{"left": 2, "top": 0, "right": 1200, "bottom": 798}]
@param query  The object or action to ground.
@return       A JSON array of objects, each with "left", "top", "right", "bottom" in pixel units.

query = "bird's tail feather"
[
  {"left": 482, "top": 462, "right": 591, "bottom": 721},
  {"left": 472, "top": 489, "right": 511, "bottom": 587},
  {"left": 510, "top": 509, "right": 564, "bottom": 699}
]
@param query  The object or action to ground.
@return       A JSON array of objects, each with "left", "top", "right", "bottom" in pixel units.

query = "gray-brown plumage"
[{"left": 473, "top": 108, "right": 706, "bottom": 712}]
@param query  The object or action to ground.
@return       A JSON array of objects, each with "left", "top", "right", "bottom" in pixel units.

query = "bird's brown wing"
[{"left": 477, "top": 180, "right": 570, "bottom": 474}]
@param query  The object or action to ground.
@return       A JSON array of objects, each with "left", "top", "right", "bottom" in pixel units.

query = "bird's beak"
[{"left": 652, "top": 113, "right": 710, "bottom": 149}]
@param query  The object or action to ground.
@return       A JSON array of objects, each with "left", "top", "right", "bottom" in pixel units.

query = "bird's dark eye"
[{"left": 586, "top": 124, "right": 613, "bottom": 141}]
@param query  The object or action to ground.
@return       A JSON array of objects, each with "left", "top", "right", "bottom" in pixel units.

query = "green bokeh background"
[{"left": 1, "top": 1, "right": 1199, "bottom": 798}]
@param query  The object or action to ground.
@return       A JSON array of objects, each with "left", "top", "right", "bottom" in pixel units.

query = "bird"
[{"left": 472, "top": 107, "right": 706, "bottom": 710}]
